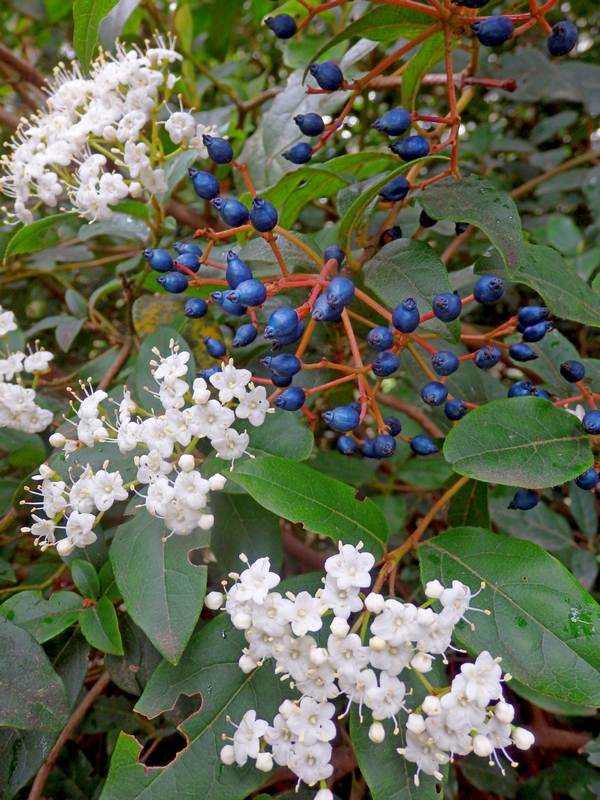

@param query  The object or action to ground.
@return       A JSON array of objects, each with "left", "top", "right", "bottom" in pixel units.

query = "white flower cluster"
[
  {"left": 0, "top": 36, "right": 216, "bottom": 224},
  {"left": 24, "top": 342, "right": 271, "bottom": 553},
  {"left": 206, "top": 545, "right": 535, "bottom": 796},
  {"left": 0, "top": 305, "right": 54, "bottom": 433}
]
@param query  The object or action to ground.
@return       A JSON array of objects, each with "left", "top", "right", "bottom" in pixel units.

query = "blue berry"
[
  {"left": 349, "top": 401, "right": 361, "bottom": 414},
  {"left": 282, "top": 143, "right": 313, "bottom": 165},
  {"left": 157, "top": 272, "right": 187, "bottom": 293},
  {"left": 560, "top": 360, "right": 585, "bottom": 383},
  {"left": 274, "top": 386, "right": 306, "bottom": 411},
  {"left": 367, "top": 327, "right": 395, "bottom": 351},
  {"left": 203, "top": 336, "right": 226, "bottom": 359},
  {"left": 384, "top": 416, "right": 402, "bottom": 436},
  {"left": 379, "top": 175, "right": 410, "bottom": 203},
  {"left": 432, "top": 292, "right": 462, "bottom": 322},
  {"left": 326, "top": 276, "right": 355, "bottom": 309},
  {"left": 373, "top": 434, "right": 396, "bottom": 458},
  {"left": 312, "top": 293, "right": 342, "bottom": 322},
  {"left": 308, "top": 61, "right": 344, "bottom": 91},
  {"left": 174, "top": 241, "right": 203, "bottom": 257},
  {"left": 471, "top": 16, "right": 514, "bottom": 47},
  {"left": 210, "top": 290, "right": 248, "bottom": 317},
  {"left": 575, "top": 467, "right": 599, "bottom": 490},
  {"left": 202, "top": 134, "right": 233, "bottom": 164},
  {"left": 509, "top": 343, "right": 538, "bottom": 362},
  {"left": 265, "top": 13, "right": 297, "bottom": 39},
  {"left": 322, "top": 405, "right": 360, "bottom": 432},
  {"left": 474, "top": 345, "right": 502, "bottom": 369},
  {"left": 535, "top": 388, "right": 550, "bottom": 400},
  {"left": 431, "top": 350, "right": 460, "bottom": 376},
  {"left": 507, "top": 379, "right": 537, "bottom": 398},
  {"left": 173, "top": 252, "right": 200, "bottom": 273},
  {"left": 337, "top": 436, "right": 357, "bottom": 455},
  {"left": 380, "top": 226, "right": 403, "bottom": 245},
  {"left": 225, "top": 251, "right": 253, "bottom": 289},
  {"left": 582, "top": 410, "right": 600, "bottom": 435},
  {"left": 522, "top": 321, "right": 551, "bottom": 343},
  {"left": 250, "top": 197, "right": 278, "bottom": 232},
  {"left": 371, "top": 350, "right": 400, "bottom": 377},
  {"left": 188, "top": 168, "right": 220, "bottom": 200},
  {"left": 410, "top": 435, "right": 439, "bottom": 456},
  {"left": 547, "top": 21, "right": 578, "bottom": 57},
  {"left": 324, "top": 244, "right": 344, "bottom": 266},
  {"left": 294, "top": 113, "right": 325, "bottom": 137},
  {"left": 473, "top": 275, "right": 504, "bottom": 304},
  {"left": 445, "top": 398, "right": 468, "bottom": 421},
  {"left": 226, "top": 278, "right": 267, "bottom": 307},
  {"left": 359, "top": 439, "right": 377, "bottom": 458},
  {"left": 271, "top": 373, "right": 292, "bottom": 388},
  {"left": 271, "top": 321, "right": 305, "bottom": 349},
  {"left": 372, "top": 107, "right": 411, "bottom": 136},
  {"left": 143, "top": 248, "right": 172, "bottom": 273},
  {"left": 455, "top": 222, "right": 469, "bottom": 236},
  {"left": 198, "top": 366, "right": 221, "bottom": 381},
  {"left": 508, "top": 489, "right": 539, "bottom": 511},
  {"left": 419, "top": 209, "right": 437, "bottom": 228},
  {"left": 262, "top": 354, "right": 302, "bottom": 378},
  {"left": 392, "top": 297, "right": 420, "bottom": 333},
  {"left": 212, "top": 197, "right": 250, "bottom": 227},
  {"left": 264, "top": 307, "right": 300, "bottom": 340},
  {"left": 518, "top": 306, "right": 548, "bottom": 327},
  {"left": 421, "top": 381, "right": 448, "bottom": 406},
  {"left": 390, "top": 136, "right": 430, "bottom": 161},
  {"left": 184, "top": 297, "right": 208, "bottom": 318},
  {"left": 232, "top": 324, "right": 258, "bottom": 348}
]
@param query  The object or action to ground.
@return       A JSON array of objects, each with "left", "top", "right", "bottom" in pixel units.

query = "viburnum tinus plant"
[{"left": 0, "top": 0, "right": 600, "bottom": 798}]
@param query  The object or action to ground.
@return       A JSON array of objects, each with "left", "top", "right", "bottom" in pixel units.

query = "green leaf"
[
  {"left": 105, "top": 616, "right": 162, "bottom": 696},
  {"left": 443, "top": 397, "right": 593, "bottom": 488},
  {"left": 419, "top": 175, "right": 523, "bottom": 274},
  {"left": 210, "top": 493, "right": 283, "bottom": 573},
  {"left": 419, "top": 527, "right": 600, "bottom": 706},
  {"left": 227, "top": 456, "right": 387, "bottom": 558},
  {"left": 4, "top": 213, "right": 74, "bottom": 261},
  {"left": 247, "top": 408, "right": 314, "bottom": 460},
  {"left": 0, "top": 616, "right": 69, "bottom": 730},
  {"left": 363, "top": 238, "right": 461, "bottom": 342},
  {"left": 509, "top": 329, "right": 579, "bottom": 397},
  {"left": 110, "top": 510, "right": 208, "bottom": 664},
  {"left": 71, "top": 559, "right": 100, "bottom": 600},
  {"left": 100, "top": 616, "right": 294, "bottom": 800},
  {"left": 0, "top": 590, "right": 82, "bottom": 643},
  {"left": 402, "top": 33, "right": 445, "bottom": 111},
  {"left": 259, "top": 167, "right": 351, "bottom": 229},
  {"left": 511, "top": 677, "right": 597, "bottom": 717},
  {"left": 158, "top": 150, "right": 198, "bottom": 202},
  {"left": 134, "top": 326, "right": 195, "bottom": 413},
  {"left": 570, "top": 481, "right": 598, "bottom": 540},
  {"left": 80, "top": 596, "right": 123, "bottom": 656},
  {"left": 0, "top": 429, "right": 45, "bottom": 469},
  {"left": 447, "top": 479, "right": 490, "bottom": 530},
  {"left": 73, "top": 0, "right": 120, "bottom": 71},
  {"left": 99, "top": 560, "right": 121, "bottom": 601},
  {"left": 489, "top": 487, "right": 577, "bottom": 553}
]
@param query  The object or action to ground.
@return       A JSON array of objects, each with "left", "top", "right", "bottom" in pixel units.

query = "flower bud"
[
  {"left": 204, "top": 591, "right": 224, "bottom": 610},
  {"left": 199, "top": 514, "right": 215, "bottom": 530},
  {"left": 369, "top": 721, "right": 386, "bottom": 743},
  {"left": 209, "top": 473, "right": 227, "bottom": 491},
  {"left": 255, "top": 752, "right": 273, "bottom": 772},
  {"left": 315, "top": 790, "right": 333, "bottom": 800},
  {"left": 494, "top": 701, "right": 515, "bottom": 724},
  {"left": 56, "top": 538, "right": 75, "bottom": 556},
  {"left": 369, "top": 635, "right": 387, "bottom": 653},
  {"left": 422, "top": 695, "right": 442, "bottom": 716},
  {"left": 411, "top": 652, "right": 433, "bottom": 673},
  {"left": 103, "top": 125, "right": 117, "bottom": 142},
  {"left": 48, "top": 432, "right": 66, "bottom": 448},
  {"left": 279, "top": 699, "right": 296, "bottom": 719},
  {"left": 330, "top": 617, "right": 350, "bottom": 638},
  {"left": 178, "top": 454, "right": 195, "bottom": 472},
  {"left": 513, "top": 727, "right": 535, "bottom": 750},
  {"left": 35, "top": 464, "right": 54, "bottom": 479},
  {"left": 94, "top": 427, "right": 109, "bottom": 441},
  {"left": 238, "top": 654, "right": 257, "bottom": 673},
  {"left": 233, "top": 611, "right": 252, "bottom": 630},
  {"left": 472, "top": 734, "right": 494, "bottom": 757},
  {"left": 406, "top": 713, "right": 426, "bottom": 734},
  {"left": 220, "top": 744, "right": 236, "bottom": 765},
  {"left": 129, "top": 181, "right": 143, "bottom": 197},
  {"left": 365, "top": 592, "right": 385, "bottom": 614},
  {"left": 309, "top": 646, "right": 329, "bottom": 666},
  {"left": 425, "top": 579, "right": 444, "bottom": 599}
]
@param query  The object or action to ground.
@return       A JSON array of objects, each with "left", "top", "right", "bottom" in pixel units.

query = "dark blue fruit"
[
  {"left": 372, "top": 108, "right": 411, "bottom": 137},
  {"left": 474, "top": 345, "right": 502, "bottom": 369},
  {"left": 575, "top": 467, "right": 599, "bottom": 490},
  {"left": 184, "top": 297, "right": 208, "bottom": 318},
  {"left": 473, "top": 275, "right": 504, "bottom": 304},
  {"left": 157, "top": 272, "right": 187, "bottom": 293},
  {"left": 326, "top": 276, "right": 355, "bottom": 309},
  {"left": 265, "top": 13, "right": 297, "bottom": 39},
  {"left": 349, "top": 401, "right": 361, "bottom": 414},
  {"left": 271, "top": 373, "right": 292, "bottom": 388},
  {"left": 419, "top": 209, "right": 437, "bottom": 228},
  {"left": 518, "top": 306, "right": 548, "bottom": 327},
  {"left": 262, "top": 353, "right": 302, "bottom": 378},
  {"left": 379, "top": 175, "right": 410, "bottom": 203},
  {"left": 560, "top": 360, "right": 585, "bottom": 383},
  {"left": 322, "top": 405, "right": 360, "bottom": 432},
  {"left": 143, "top": 248, "right": 172, "bottom": 273},
  {"left": 312, "top": 293, "right": 342, "bottom": 322},
  {"left": 392, "top": 297, "right": 420, "bottom": 333},
  {"left": 373, "top": 434, "right": 396, "bottom": 458},
  {"left": 198, "top": 366, "right": 221, "bottom": 381},
  {"left": 359, "top": 439, "right": 377, "bottom": 458},
  {"left": 384, "top": 416, "right": 402, "bottom": 436},
  {"left": 380, "top": 226, "right": 403, "bottom": 245},
  {"left": 203, "top": 336, "right": 226, "bottom": 359},
  {"left": 431, "top": 350, "right": 460, "bottom": 376},
  {"left": 445, "top": 398, "right": 468, "bottom": 420},
  {"left": 226, "top": 251, "right": 253, "bottom": 288},
  {"left": 507, "top": 379, "right": 537, "bottom": 398},
  {"left": 455, "top": 222, "right": 469, "bottom": 236},
  {"left": 308, "top": 61, "right": 344, "bottom": 91},
  {"left": 274, "top": 386, "right": 306, "bottom": 411},
  {"left": 508, "top": 489, "right": 539, "bottom": 511},
  {"left": 471, "top": 16, "right": 514, "bottom": 47},
  {"left": 324, "top": 244, "right": 344, "bottom": 266},
  {"left": 509, "top": 343, "right": 538, "bottom": 362},
  {"left": 522, "top": 321, "right": 551, "bottom": 343},
  {"left": 337, "top": 436, "right": 357, "bottom": 455},
  {"left": 421, "top": 381, "right": 448, "bottom": 406},
  {"left": 282, "top": 143, "right": 313, "bottom": 165},
  {"left": 226, "top": 279, "right": 267, "bottom": 307},
  {"left": 188, "top": 168, "right": 220, "bottom": 200},
  {"left": 264, "top": 307, "right": 299, "bottom": 340},
  {"left": 174, "top": 253, "right": 200, "bottom": 273},
  {"left": 410, "top": 435, "right": 439, "bottom": 456},
  {"left": 432, "top": 292, "right": 462, "bottom": 322},
  {"left": 232, "top": 324, "right": 258, "bottom": 347},
  {"left": 210, "top": 290, "right": 248, "bottom": 317},
  {"left": 294, "top": 113, "right": 325, "bottom": 137},
  {"left": 202, "top": 134, "right": 233, "bottom": 164},
  {"left": 174, "top": 241, "right": 203, "bottom": 257},
  {"left": 371, "top": 350, "right": 400, "bottom": 377},
  {"left": 582, "top": 410, "right": 600, "bottom": 435},
  {"left": 271, "top": 321, "right": 304, "bottom": 349},
  {"left": 547, "top": 21, "right": 578, "bottom": 57},
  {"left": 250, "top": 197, "right": 278, "bottom": 232},
  {"left": 367, "top": 327, "right": 395, "bottom": 352},
  {"left": 212, "top": 198, "right": 250, "bottom": 227},
  {"left": 390, "top": 135, "right": 430, "bottom": 161}
]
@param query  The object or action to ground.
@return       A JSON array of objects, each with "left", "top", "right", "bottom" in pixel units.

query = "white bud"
[
  {"left": 309, "top": 647, "right": 329, "bottom": 666},
  {"left": 368, "top": 721, "right": 386, "bottom": 743},
  {"left": 204, "top": 591, "right": 224, "bottom": 610},
  {"left": 56, "top": 538, "right": 75, "bottom": 556},
  {"left": 425, "top": 579, "right": 444, "bottom": 599},
  {"left": 255, "top": 752, "right": 273, "bottom": 772},
  {"left": 198, "top": 514, "right": 215, "bottom": 530},
  {"left": 129, "top": 181, "right": 143, "bottom": 197},
  {"left": 232, "top": 611, "right": 252, "bottom": 630},
  {"left": 422, "top": 695, "right": 442, "bottom": 716},
  {"left": 49, "top": 432, "right": 66, "bottom": 448},
  {"left": 330, "top": 617, "right": 350, "bottom": 638},
  {"left": 94, "top": 427, "right": 109, "bottom": 441},
  {"left": 314, "top": 790, "right": 333, "bottom": 800},
  {"left": 472, "top": 734, "right": 494, "bottom": 757},
  {"left": 36, "top": 464, "right": 54, "bottom": 479},
  {"left": 406, "top": 713, "right": 426, "bottom": 734},
  {"left": 513, "top": 727, "right": 535, "bottom": 750},
  {"left": 209, "top": 473, "right": 227, "bottom": 491},
  {"left": 279, "top": 699, "right": 296, "bottom": 719},
  {"left": 238, "top": 654, "right": 257, "bottom": 673},
  {"left": 178, "top": 454, "right": 195, "bottom": 472},
  {"left": 102, "top": 125, "right": 117, "bottom": 142},
  {"left": 220, "top": 744, "right": 236, "bottom": 765},
  {"left": 411, "top": 652, "right": 433, "bottom": 673},
  {"left": 494, "top": 701, "right": 515, "bottom": 724},
  {"left": 365, "top": 592, "right": 385, "bottom": 614},
  {"left": 369, "top": 635, "right": 387, "bottom": 653}
]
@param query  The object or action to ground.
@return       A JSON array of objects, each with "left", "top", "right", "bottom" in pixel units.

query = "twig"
[
  {"left": 0, "top": 107, "right": 19, "bottom": 129},
  {"left": 165, "top": 198, "right": 213, "bottom": 230},
  {"left": 375, "top": 391, "right": 445, "bottom": 438},
  {"left": 0, "top": 43, "right": 46, "bottom": 89}
]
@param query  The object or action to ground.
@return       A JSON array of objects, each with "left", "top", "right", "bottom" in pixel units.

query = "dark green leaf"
[
  {"left": 105, "top": 616, "right": 162, "bottom": 696},
  {"left": 458, "top": 758, "right": 518, "bottom": 798},
  {"left": 246, "top": 408, "right": 314, "bottom": 460},
  {"left": 210, "top": 493, "right": 283, "bottom": 573},
  {"left": 402, "top": 33, "right": 445, "bottom": 111},
  {"left": 443, "top": 397, "right": 593, "bottom": 488},
  {"left": 569, "top": 482, "right": 598, "bottom": 540},
  {"left": 489, "top": 486, "right": 576, "bottom": 553},
  {"left": 73, "top": 0, "right": 120, "bottom": 71},
  {"left": 227, "top": 456, "right": 387, "bottom": 558},
  {"left": 99, "top": 561, "right": 121, "bottom": 601},
  {"left": 55, "top": 315, "right": 85, "bottom": 352},
  {"left": 134, "top": 326, "right": 195, "bottom": 414},
  {"left": 71, "top": 559, "right": 100, "bottom": 600},
  {"left": 0, "top": 557, "right": 16, "bottom": 586},
  {"left": 419, "top": 527, "right": 600, "bottom": 705},
  {"left": 447, "top": 479, "right": 489, "bottom": 529},
  {"left": 4, "top": 213, "right": 73, "bottom": 261},
  {"left": 0, "top": 429, "right": 45, "bottom": 469},
  {"left": 110, "top": 510, "right": 208, "bottom": 664},
  {"left": 260, "top": 167, "right": 351, "bottom": 229},
  {"left": 511, "top": 677, "right": 596, "bottom": 717},
  {"left": 509, "top": 329, "right": 579, "bottom": 397},
  {"left": 419, "top": 175, "right": 522, "bottom": 274},
  {"left": 363, "top": 238, "right": 460, "bottom": 342},
  {"left": 80, "top": 596, "right": 123, "bottom": 655},
  {"left": 0, "top": 590, "right": 82, "bottom": 643},
  {"left": 78, "top": 211, "right": 151, "bottom": 243},
  {"left": 0, "top": 479, "right": 20, "bottom": 516},
  {"left": 158, "top": 151, "right": 198, "bottom": 202}
]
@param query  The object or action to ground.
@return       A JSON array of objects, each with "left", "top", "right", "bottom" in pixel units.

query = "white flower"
[
  {"left": 232, "top": 710, "right": 269, "bottom": 766},
  {"left": 139, "top": 165, "right": 168, "bottom": 194},
  {"left": 287, "top": 591, "right": 324, "bottom": 636},
  {"left": 324, "top": 542, "right": 374, "bottom": 591},
  {"left": 165, "top": 111, "right": 196, "bottom": 144},
  {"left": 287, "top": 697, "right": 336, "bottom": 745},
  {"left": 564, "top": 404, "right": 586, "bottom": 421},
  {"left": 0, "top": 308, "right": 17, "bottom": 337},
  {"left": 64, "top": 510, "right": 97, "bottom": 548},
  {"left": 152, "top": 346, "right": 190, "bottom": 382},
  {"left": 459, "top": 651, "right": 503, "bottom": 707},
  {"left": 189, "top": 399, "right": 234, "bottom": 440},
  {"left": 210, "top": 359, "right": 252, "bottom": 403},
  {"left": 211, "top": 428, "right": 250, "bottom": 466},
  {"left": 397, "top": 730, "right": 449, "bottom": 785},
  {"left": 192, "top": 377, "right": 211, "bottom": 405},
  {"left": 288, "top": 741, "right": 333, "bottom": 785},
  {"left": 235, "top": 384, "right": 270, "bottom": 427},
  {"left": 91, "top": 468, "right": 129, "bottom": 511},
  {"left": 0, "top": 352, "right": 25, "bottom": 381},
  {"left": 189, "top": 123, "right": 217, "bottom": 158},
  {"left": 320, "top": 573, "right": 363, "bottom": 619},
  {"left": 364, "top": 672, "right": 406, "bottom": 722},
  {"left": 236, "top": 556, "right": 281, "bottom": 605},
  {"left": 370, "top": 599, "right": 418, "bottom": 646},
  {"left": 23, "top": 349, "right": 53, "bottom": 373},
  {"left": 513, "top": 727, "right": 535, "bottom": 750}
]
